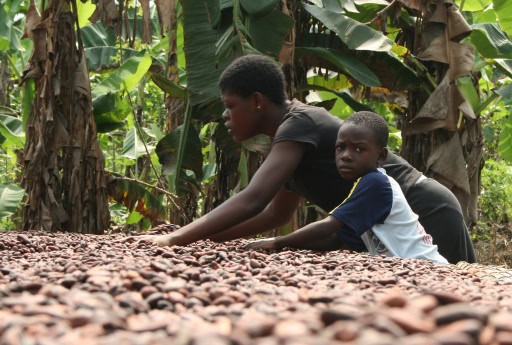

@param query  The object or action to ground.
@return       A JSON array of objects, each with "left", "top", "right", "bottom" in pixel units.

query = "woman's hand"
[
  {"left": 119, "top": 234, "right": 176, "bottom": 247},
  {"left": 244, "top": 237, "right": 278, "bottom": 250}
]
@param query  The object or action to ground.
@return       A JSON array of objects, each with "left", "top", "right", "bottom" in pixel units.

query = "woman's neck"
[{"left": 265, "top": 99, "right": 293, "bottom": 137}]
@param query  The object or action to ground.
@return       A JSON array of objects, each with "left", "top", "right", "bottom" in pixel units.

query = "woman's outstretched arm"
[
  {"left": 147, "top": 141, "right": 306, "bottom": 247},
  {"left": 208, "top": 187, "right": 302, "bottom": 242}
]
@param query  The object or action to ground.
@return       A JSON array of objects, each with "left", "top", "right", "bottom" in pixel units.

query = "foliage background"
[{"left": 0, "top": 0, "right": 511, "bottom": 265}]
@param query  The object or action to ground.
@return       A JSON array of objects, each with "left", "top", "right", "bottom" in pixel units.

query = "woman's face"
[{"left": 221, "top": 92, "right": 261, "bottom": 143}]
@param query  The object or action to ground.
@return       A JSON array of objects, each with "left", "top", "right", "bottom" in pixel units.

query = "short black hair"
[
  {"left": 219, "top": 54, "right": 287, "bottom": 105},
  {"left": 343, "top": 111, "right": 389, "bottom": 148}
]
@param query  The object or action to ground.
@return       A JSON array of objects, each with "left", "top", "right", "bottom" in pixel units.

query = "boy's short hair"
[
  {"left": 343, "top": 111, "right": 389, "bottom": 148},
  {"left": 219, "top": 54, "right": 287, "bottom": 105}
]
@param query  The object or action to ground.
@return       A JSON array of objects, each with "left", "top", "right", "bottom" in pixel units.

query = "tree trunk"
[
  {"left": 21, "top": 0, "right": 110, "bottom": 233},
  {"left": 161, "top": 0, "right": 198, "bottom": 224},
  {"left": 401, "top": 2, "right": 482, "bottom": 226}
]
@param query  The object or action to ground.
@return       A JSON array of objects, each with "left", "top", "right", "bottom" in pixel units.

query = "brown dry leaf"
[
  {"left": 89, "top": 0, "right": 118, "bottom": 26},
  {"left": 405, "top": 75, "right": 453, "bottom": 134},
  {"left": 278, "top": 0, "right": 295, "bottom": 66},
  {"left": 448, "top": 43, "right": 474, "bottom": 80},
  {"left": 140, "top": 0, "right": 152, "bottom": 44},
  {"left": 395, "top": 0, "right": 429, "bottom": 12},
  {"left": 155, "top": 0, "right": 174, "bottom": 36},
  {"left": 417, "top": 33, "right": 448, "bottom": 64},
  {"left": 22, "top": 0, "right": 41, "bottom": 39},
  {"left": 426, "top": 133, "right": 470, "bottom": 195},
  {"left": 447, "top": 5, "right": 471, "bottom": 41}
]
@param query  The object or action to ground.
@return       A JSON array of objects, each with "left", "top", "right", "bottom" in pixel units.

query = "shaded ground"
[{"left": 1, "top": 231, "right": 512, "bottom": 345}]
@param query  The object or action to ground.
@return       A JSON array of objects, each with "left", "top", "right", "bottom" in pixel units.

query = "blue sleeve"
[{"left": 330, "top": 171, "right": 392, "bottom": 237}]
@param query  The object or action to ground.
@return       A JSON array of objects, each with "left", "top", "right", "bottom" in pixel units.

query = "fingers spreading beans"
[{"left": 0, "top": 230, "right": 511, "bottom": 345}]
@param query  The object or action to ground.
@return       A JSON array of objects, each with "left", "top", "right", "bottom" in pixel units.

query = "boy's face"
[
  {"left": 335, "top": 124, "right": 387, "bottom": 181},
  {"left": 221, "top": 92, "right": 261, "bottom": 143}
]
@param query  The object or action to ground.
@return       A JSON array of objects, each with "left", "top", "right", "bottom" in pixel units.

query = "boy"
[{"left": 246, "top": 112, "right": 448, "bottom": 264}]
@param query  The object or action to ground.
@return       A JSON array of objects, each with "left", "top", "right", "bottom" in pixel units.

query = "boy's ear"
[{"left": 378, "top": 147, "right": 388, "bottom": 164}]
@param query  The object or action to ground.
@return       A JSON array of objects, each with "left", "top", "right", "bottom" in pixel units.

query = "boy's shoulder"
[{"left": 358, "top": 168, "right": 389, "bottom": 187}]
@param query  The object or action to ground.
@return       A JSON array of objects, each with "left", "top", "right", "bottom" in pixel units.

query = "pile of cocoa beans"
[{"left": 1, "top": 231, "right": 511, "bottom": 345}]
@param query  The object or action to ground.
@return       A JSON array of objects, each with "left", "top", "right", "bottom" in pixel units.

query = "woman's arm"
[
  {"left": 208, "top": 187, "right": 302, "bottom": 242},
  {"left": 153, "top": 141, "right": 306, "bottom": 246}
]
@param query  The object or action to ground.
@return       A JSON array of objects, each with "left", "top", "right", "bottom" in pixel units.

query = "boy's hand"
[{"left": 245, "top": 237, "right": 277, "bottom": 250}]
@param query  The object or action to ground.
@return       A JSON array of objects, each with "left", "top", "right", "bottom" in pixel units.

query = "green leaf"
[
  {"left": 495, "top": 59, "right": 512, "bottom": 78},
  {"left": 126, "top": 210, "right": 143, "bottom": 224},
  {"left": 85, "top": 47, "right": 139, "bottom": 72},
  {"left": 206, "top": 0, "right": 222, "bottom": 28},
  {"left": 80, "top": 22, "right": 116, "bottom": 48},
  {"left": 149, "top": 71, "right": 187, "bottom": 98},
  {"left": 470, "top": 23, "right": 512, "bottom": 59},
  {"left": 0, "top": 4, "right": 22, "bottom": 52},
  {"left": 240, "top": 0, "right": 279, "bottom": 16},
  {"left": 298, "top": 84, "right": 373, "bottom": 112},
  {"left": 499, "top": 115, "right": 512, "bottom": 162},
  {"left": 323, "top": 0, "right": 344, "bottom": 13},
  {"left": 0, "top": 183, "right": 24, "bottom": 219},
  {"left": 93, "top": 93, "right": 131, "bottom": 133},
  {"left": 246, "top": 8, "right": 294, "bottom": 57},
  {"left": 303, "top": 2, "right": 392, "bottom": 52},
  {"left": 76, "top": 0, "right": 96, "bottom": 28},
  {"left": 0, "top": 112, "right": 24, "bottom": 148},
  {"left": 122, "top": 127, "right": 155, "bottom": 160},
  {"left": 496, "top": 83, "right": 512, "bottom": 99},
  {"left": 202, "top": 163, "right": 217, "bottom": 181},
  {"left": 458, "top": 0, "right": 491, "bottom": 11},
  {"left": 156, "top": 124, "right": 203, "bottom": 181},
  {"left": 300, "top": 32, "right": 420, "bottom": 90},
  {"left": 456, "top": 76, "right": 480, "bottom": 113},
  {"left": 22, "top": 79, "right": 34, "bottom": 127},
  {"left": 493, "top": 0, "right": 512, "bottom": 38},
  {"left": 296, "top": 47, "right": 381, "bottom": 86},
  {"left": 107, "top": 177, "right": 166, "bottom": 222},
  {"left": 182, "top": 0, "right": 231, "bottom": 105},
  {"left": 92, "top": 51, "right": 152, "bottom": 98}
]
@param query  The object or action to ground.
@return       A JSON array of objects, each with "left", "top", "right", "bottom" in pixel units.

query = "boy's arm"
[
  {"left": 246, "top": 216, "right": 343, "bottom": 250},
  {"left": 208, "top": 187, "right": 302, "bottom": 242}
]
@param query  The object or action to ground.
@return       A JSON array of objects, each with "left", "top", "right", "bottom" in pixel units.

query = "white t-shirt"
[{"left": 330, "top": 168, "right": 448, "bottom": 264}]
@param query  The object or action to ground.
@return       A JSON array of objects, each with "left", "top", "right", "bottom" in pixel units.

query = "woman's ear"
[
  {"left": 377, "top": 147, "right": 388, "bottom": 164},
  {"left": 252, "top": 92, "right": 265, "bottom": 109}
]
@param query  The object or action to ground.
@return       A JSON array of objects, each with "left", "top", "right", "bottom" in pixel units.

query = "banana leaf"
[
  {"left": 156, "top": 124, "right": 203, "bottom": 181},
  {"left": 122, "top": 127, "right": 155, "bottom": 160},
  {"left": 299, "top": 32, "right": 421, "bottom": 90},
  {"left": 107, "top": 176, "right": 166, "bottom": 222},
  {"left": 240, "top": 0, "right": 279, "bottom": 16},
  {"left": 0, "top": 183, "right": 24, "bottom": 219},
  {"left": 303, "top": 2, "right": 393, "bottom": 52},
  {"left": 470, "top": 23, "right": 512, "bottom": 59},
  {"left": 92, "top": 51, "right": 152, "bottom": 99},
  {"left": 246, "top": 8, "right": 294, "bottom": 57},
  {"left": 93, "top": 93, "right": 131, "bottom": 133},
  {"left": 182, "top": 0, "right": 231, "bottom": 106},
  {"left": 499, "top": 114, "right": 512, "bottom": 162},
  {"left": 492, "top": 0, "right": 512, "bottom": 38},
  {"left": 298, "top": 84, "right": 373, "bottom": 112},
  {"left": 0, "top": 111, "right": 24, "bottom": 149},
  {"left": 85, "top": 47, "right": 139, "bottom": 72},
  {"left": 296, "top": 47, "right": 380, "bottom": 86}
]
